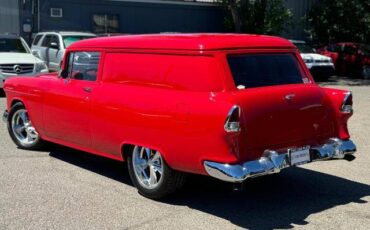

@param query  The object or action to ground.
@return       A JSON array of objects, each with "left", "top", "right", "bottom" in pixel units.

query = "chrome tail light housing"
[
  {"left": 340, "top": 92, "right": 353, "bottom": 113},
  {"left": 224, "top": 105, "right": 241, "bottom": 133}
]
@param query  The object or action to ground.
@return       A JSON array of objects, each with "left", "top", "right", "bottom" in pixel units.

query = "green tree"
[
  {"left": 218, "top": 0, "right": 293, "bottom": 35},
  {"left": 306, "top": 0, "right": 370, "bottom": 45}
]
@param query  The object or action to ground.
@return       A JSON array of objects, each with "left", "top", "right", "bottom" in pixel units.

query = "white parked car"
[
  {"left": 31, "top": 31, "right": 96, "bottom": 72},
  {"left": 0, "top": 34, "right": 48, "bottom": 90},
  {"left": 290, "top": 40, "right": 335, "bottom": 80}
]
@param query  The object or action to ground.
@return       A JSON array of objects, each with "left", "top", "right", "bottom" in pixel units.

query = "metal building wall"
[
  {"left": 0, "top": 0, "right": 20, "bottom": 34},
  {"left": 36, "top": 0, "right": 225, "bottom": 34}
]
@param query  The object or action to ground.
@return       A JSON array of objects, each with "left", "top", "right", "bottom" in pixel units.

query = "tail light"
[
  {"left": 340, "top": 92, "right": 353, "bottom": 113},
  {"left": 224, "top": 105, "right": 241, "bottom": 133}
]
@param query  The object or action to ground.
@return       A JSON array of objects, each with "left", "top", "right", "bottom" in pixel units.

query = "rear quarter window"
[
  {"left": 102, "top": 53, "right": 223, "bottom": 92},
  {"left": 227, "top": 53, "right": 307, "bottom": 88}
]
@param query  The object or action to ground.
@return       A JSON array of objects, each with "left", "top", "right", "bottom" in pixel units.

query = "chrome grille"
[{"left": 0, "top": 64, "right": 34, "bottom": 74}]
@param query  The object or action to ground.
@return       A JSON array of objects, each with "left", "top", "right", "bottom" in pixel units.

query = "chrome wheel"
[
  {"left": 132, "top": 146, "right": 164, "bottom": 189},
  {"left": 11, "top": 109, "right": 39, "bottom": 145}
]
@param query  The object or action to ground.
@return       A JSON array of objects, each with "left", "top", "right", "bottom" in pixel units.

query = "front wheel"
[
  {"left": 127, "top": 146, "right": 186, "bottom": 199},
  {"left": 7, "top": 102, "right": 45, "bottom": 150}
]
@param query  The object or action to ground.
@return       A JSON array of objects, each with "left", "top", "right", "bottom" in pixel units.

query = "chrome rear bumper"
[
  {"left": 2, "top": 110, "right": 8, "bottom": 122},
  {"left": 204, "top": 138, "right": 356, "bottom": 183}
]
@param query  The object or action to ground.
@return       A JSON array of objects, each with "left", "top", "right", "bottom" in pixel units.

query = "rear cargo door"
[{"left": 227, "top": 53, "right": 335, "bottom": 160}]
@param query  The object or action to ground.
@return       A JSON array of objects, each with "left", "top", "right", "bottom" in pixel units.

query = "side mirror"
[
  {"left": 59, "top": 69, "right": 69, "bottom": 79},
  {"left": 31, "top": 50, "right": 40, "bottom": 57},
  {"left": 50, "top": 42, "right": 59, "bottom": 49}
]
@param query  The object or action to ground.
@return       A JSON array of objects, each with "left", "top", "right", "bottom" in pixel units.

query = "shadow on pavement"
[
  {"left": 49, "top": 145, "right": 370, "bottom": 230},
  {"left": 49, "top": 145, "right": 133, "bottom": 185},
  {"left": 319, "top": 76, "right": 370, "bottom": 86}
]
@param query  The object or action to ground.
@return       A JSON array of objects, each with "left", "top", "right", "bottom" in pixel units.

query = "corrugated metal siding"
[
  {"left": 0, "top": 0, "right": 20, "bottom": 34},
  {"left": 283, "top": 0, "right": 318, "bottom": 40}
]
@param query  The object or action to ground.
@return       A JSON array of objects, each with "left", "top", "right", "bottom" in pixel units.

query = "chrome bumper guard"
[
  {"left": 2, "top": 110, "right": 8, "bottom": 122},
  {"left": 204, "top": 138, "right": 356, "bottom": 183}
]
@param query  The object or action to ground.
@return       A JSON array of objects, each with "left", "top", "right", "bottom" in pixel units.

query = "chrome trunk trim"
[{"left": 204, "top": 139, "right": 356, "bottom": 183}]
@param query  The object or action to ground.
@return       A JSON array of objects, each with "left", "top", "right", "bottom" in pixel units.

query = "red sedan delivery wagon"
[{"left": 2, "top": 34, "right": 356, "bottom": 199}]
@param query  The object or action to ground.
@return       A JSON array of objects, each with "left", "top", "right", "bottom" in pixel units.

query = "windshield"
[
  {"left": 63, "top": 36, "right": 95, "bottom": 48},
  {"left": 294, "top": 43, "right": 315, "bottom": 53},
  {"left": 0, "top": 38, "right": 28, "bottom": 53}
]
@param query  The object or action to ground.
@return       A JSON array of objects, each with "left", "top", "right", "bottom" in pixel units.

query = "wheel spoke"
[
  {"left": 14, "top": 125, "right": 25, "bottom": 134},
  {"left": 149, "top": 166, "right": 158, "bottom": 185},
  {"left": 151, "top": 151, "right": 161, "bottom": 162},
  {"left": 141, "top": 169, "right": 150, "bottom": 183},
  {"left": 152, "top": 163, "right": 163, "bottom": 175},
  {"left": 145, "top": 148, "right": 151, "bottom": 160},
  {"left": 26, "top": 134, "right": 34, "bottom": 143},
  {"left": 19, "top": 111, "right": 28, "bottom": 123}
]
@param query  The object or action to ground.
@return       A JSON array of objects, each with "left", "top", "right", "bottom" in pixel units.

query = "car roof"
[
  {"left": 289, "top": 39, "right": 306, "bottom": 44},
  {"left": 69, "top": 33, "right": 295, "bottom": 51},
  {"left": 0, "top": 34, "right": 20, "bottom": 39},
  {"left": 36, "top": 31, "right": 96, "bottom": 36}
]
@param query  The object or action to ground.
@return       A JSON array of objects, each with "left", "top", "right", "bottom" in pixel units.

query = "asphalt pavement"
[{"left": 0, "top": 83, "right": 369, "bottom": 230}]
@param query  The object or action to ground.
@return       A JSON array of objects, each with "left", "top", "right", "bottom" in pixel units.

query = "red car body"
[
  {"left": 2, "top": 34, "right": 356, "bottom": 197},
  {"left": 318, "top": 42, "right": 370, "bottom": 78}
]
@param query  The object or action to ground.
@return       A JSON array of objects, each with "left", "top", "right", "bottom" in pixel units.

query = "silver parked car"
[
  {"left": 0, "top": 34, "right": 48, "bottom": 90},
  {"left": 31, "top": 31, "right": 96, "bottom": 72}
]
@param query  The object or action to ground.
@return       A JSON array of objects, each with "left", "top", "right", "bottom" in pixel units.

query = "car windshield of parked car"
[
  {"left": 62, "top": 36, "right": 95, "bottom": 48},
  {"left": 294, "top": 43, "right": 315, "bottom": 53},
  {"left": 0, "top": 38, "right": 28, "bottom": 53},
  {"left": 228, "top": 53, "right": 306, "bottom": 88}
]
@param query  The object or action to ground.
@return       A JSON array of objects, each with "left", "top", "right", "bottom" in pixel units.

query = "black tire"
[
  {"left": 0, "top": 89, "right": 5, "bottom": 97},
  {"left": 7, "top": 102, "right": 45, "bottom": 150},
  {"left": 127, "top": 146, "right": 186, "bottom": 199}
]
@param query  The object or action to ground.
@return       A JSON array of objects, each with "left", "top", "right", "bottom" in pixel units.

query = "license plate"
[{"left": 289, "top": 146, "right": 311, "bottom": 166}]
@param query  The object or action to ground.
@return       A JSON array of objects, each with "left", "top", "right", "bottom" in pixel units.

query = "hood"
[
  {"left": 300, "top": 53, "right": 331, "bottom": 61},
  {"left": 0, "top": 53, "right": 41, "bottom": 64}
]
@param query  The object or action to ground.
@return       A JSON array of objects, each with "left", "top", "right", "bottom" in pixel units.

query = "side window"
[
  {"left": 41, "top": 35, "right": 51, "bottom": 47},
  {"left": 32, "top": 35, "right": 43, "bottom": 46},
  {"left": 49, "top": 35, "right": 60, "bottom": 48},
  {"left": 66, "top": 51, "right": 100, "bottom": 81}
]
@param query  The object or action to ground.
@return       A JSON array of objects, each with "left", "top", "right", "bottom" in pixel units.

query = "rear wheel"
[
  {"left": 127, "top": 145, "right": 186, "bottom": 199},
  {"left": 7, "top": 103, "right": 45, "bottom": 150}
]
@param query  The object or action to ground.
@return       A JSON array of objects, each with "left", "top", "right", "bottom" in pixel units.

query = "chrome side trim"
[
  {"left": 2, "top": 110, "right": 8, "bottom": 122},
  {"left": 204, "top": 139, "right": 356, "bottom": 183}
]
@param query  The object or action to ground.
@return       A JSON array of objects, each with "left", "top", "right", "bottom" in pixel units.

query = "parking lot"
[{"left": 0, "top": 81, "right": 370, "bottom": 230}]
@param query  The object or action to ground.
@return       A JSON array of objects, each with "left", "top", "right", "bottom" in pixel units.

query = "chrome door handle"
[
  {"left": 83, "top": 87, "right": 92, "bottom": 93},
  {"left": 285, "top": 94, "right": 296, "bottom": 101}
]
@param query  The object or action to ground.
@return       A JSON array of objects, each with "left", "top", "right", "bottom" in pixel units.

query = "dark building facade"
[
  {"left": 2, "top": 0, "right": 318, "bottom": 44},
  {"left": 18, "top": 0, "right": 225, "bottom": 42}
]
